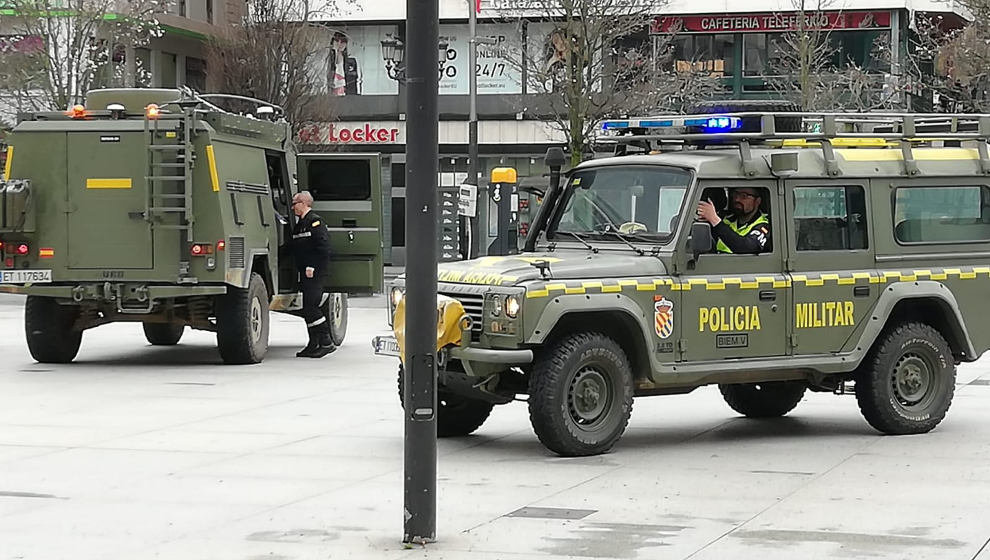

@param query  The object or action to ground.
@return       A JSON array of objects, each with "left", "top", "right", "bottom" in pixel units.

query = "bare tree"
[
  {"left": 204, "top": 0, "right": 350, "bottom": 134},
  {"left": 909, "top": 7, "right": 990, "bottom": 113},
  {"left": 500, "top": 0, "right": 721, "bottom": 165},
  {"left": 0, "top": 0, "right": 170, "bottom": 114},
  {"left": 767, "top": 1, "right": 902, "bottom": 111}
]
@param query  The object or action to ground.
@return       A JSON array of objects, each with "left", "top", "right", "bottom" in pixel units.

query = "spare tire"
[{"left": 686, "top": 99, "right": 802, "bottom": 134}]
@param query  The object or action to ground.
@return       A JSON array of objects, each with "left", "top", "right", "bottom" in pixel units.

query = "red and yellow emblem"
[{"left": 654, "top": 296, "right": 674, "bottom": 339}]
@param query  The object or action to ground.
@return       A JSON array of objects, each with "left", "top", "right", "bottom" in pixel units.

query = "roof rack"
[{"left": 597, "top": 111, "right": 990, "bottom": 177}]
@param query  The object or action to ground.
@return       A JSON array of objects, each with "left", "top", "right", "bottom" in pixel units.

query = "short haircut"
[{"left": 295, "top": 191, "right": 314, "bottom": 205}]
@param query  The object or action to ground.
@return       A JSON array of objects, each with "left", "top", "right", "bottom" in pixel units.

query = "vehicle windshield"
[{"left": 548, "top": 165, "right": 692, "bottom": 243}]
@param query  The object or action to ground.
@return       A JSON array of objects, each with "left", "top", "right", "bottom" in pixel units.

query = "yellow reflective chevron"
[{"left": 523, "top": 266, "right": 990, "bottom": 299}]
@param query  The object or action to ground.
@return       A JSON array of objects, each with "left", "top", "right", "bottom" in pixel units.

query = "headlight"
[
  {"left": 390, "top": 286, "right": 404, "bottom": 309},
  {"left": 490, "top": 295, "right": 503, "bottom": 317},
  {"left": 505, "top": 295, "right": 520, "bottom": 318}
]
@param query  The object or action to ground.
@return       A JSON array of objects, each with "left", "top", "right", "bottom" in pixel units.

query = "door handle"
[
  {"left": 348, "top": 231, "right": 355, "bottom": 243},
  {"left": 854, "top": 286, "right": 870, "bottom": 297},
  {"left": 128, "top": 211, "right": 145, "bottom": 220},
  {"left": 759, "top": 290, "right": 776, "bottom": 302}
]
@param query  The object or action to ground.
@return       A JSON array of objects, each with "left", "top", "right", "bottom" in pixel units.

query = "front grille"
[
  {"left": 440, "top": 290, "right": 484, "bottom": 340},
  {"left": 228, "top": 237, "right": 245, "bottom": 268}
]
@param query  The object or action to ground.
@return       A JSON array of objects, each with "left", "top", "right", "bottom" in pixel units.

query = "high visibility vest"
[{"left": 716, "top": 213, "right": 769, "bottom": 254}]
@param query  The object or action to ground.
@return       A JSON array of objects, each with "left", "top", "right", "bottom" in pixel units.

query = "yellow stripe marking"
[
  {"left": 86, "top": 178, "right": 132, "bottom": 189},
  {"left": 601, "top": 285, "right": 622, "bottom": 293},
  {"left": 3, "top": 146, "right": 12, "bottom": 178},
  {"left": 838, "top": 148, "right": 979, "bottom": 161},
  {"left": 206, "top": 145, "right": 220, "bottom": 192}
]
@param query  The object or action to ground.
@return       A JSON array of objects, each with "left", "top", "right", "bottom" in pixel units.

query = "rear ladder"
[{"left": 145, "top": 106, "right": 197, "bottom": 283}]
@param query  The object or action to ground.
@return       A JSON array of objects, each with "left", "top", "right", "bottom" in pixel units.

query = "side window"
[
  {"left": 306, "top": 159, "right": 372, "bottom": 201},
  {"left": 894, "top": 185, "right": 990, "bottom": 243},
  {"left": 793, "top": 186, "right": 868, "bottom": 251}
]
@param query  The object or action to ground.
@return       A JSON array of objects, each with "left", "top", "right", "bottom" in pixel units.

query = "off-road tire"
[
  {"left": 142, "top": 322, "right": 184, "bottom": 346},
  {"left": 528, "top": 332, "right": 634, "bottom": 456},
  {"left": 215, "top": 272, "right": 270, "bottom": 364},
  {"left": 855, "top": 322, "right": 955, "bottom": 435},
  {"left": 687, "top": 99, "right": 802, "bottom": 134},
  {"left": 325, "top": 292, "right": 348, "bottom": 346},
  {"left": 397, "top": 364, "right": 494, "bottom": 437},
  {"left": 25, "top": 296, "right": 82, "bottom": 364},
  {"left": 718, "top": 381, "right": 807, "bottom": 418}
]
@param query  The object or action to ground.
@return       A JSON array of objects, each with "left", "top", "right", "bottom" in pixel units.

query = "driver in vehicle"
[{"left": 696, "top": 187, "right": 770, "bottom": 254}]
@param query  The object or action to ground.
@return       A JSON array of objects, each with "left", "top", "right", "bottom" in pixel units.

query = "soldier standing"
[{"left": 290, "top": 191, "right": 336, "bottom": 358}]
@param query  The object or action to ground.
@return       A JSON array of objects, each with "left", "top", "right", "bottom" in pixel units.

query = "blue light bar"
[
  {"left": 638, "top": 120, "right": 674, "bottom": 127},
  {"left": 602, "top": 121, "right": 629, "bottom": 130}
]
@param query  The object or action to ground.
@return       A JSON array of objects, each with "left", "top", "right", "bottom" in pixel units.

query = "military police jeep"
[
  {"left": 0, "top": 88, "right": 383, "bottom": 364},
  {"left": 380, "top": 105, "right": 990, "bottom": 456}
]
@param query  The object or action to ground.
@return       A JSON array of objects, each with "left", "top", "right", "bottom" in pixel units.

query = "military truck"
[
  {"left": 0, "top": 88, "right": 383, "bottom": 364},
  {"left": 377, "top": 103, "right": 990, "bottom": 456}
]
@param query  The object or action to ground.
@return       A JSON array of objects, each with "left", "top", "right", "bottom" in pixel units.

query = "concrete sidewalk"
[{"left": 0, "top": 302, "right": 989, "bottom": 559}]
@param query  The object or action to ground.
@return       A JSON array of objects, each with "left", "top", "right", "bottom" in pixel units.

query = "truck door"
[
  {"left": 296, "top": 153, "right": 384, "bottom": 294},
  {"left": 785, "top": 180, "right": 878, "bottom": 355},
  {"left": 677, "top": 181, "right": 789, "bottom": 361},
  {"left": 66, "top": 131, "right": 153, "bottom": 269}
]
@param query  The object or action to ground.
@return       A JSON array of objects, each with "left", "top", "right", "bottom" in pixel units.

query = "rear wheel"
[
  {"left": 397, "top": 364, "right": 494, "bottom": 437},
  {"left": 855, "top": 322, "right": 955, "bottom": 434},
  {"left": 216, "top": 273, "right": 270, "bottom": 364},
  {"left": 25, "top": 296, "right": 82, "bottom": 364},
  {"left": 528, "top": 332, "right": 634, "bottom": 456},
  {"left": 718, "top": 381, "right": 806, "bottom": 418},
  {"left": 325, "top": 292, "right": 348, "bottom": 346},
  {"left": 142, "top": 322, "right": 184, "bottom": 346}
]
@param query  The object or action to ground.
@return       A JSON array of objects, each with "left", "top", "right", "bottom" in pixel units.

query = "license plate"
[
  {"left": 0, "top": 269, "right": 52, "bottom": 284},
  {"left": 372, "top": 335, "right": 401, "bottom": 357}
]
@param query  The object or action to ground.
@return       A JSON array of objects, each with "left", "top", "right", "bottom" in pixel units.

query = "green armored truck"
[
  {"left": 0, "top": 88, "right": 383, "bottom": 364},
  {"left": 378, "top": 104, "right": 990, "bottom": 456}
]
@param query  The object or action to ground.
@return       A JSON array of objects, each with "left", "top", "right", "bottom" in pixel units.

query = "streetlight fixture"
[{"left": 381, "top": 34, "right": 450, "bottom": 82}]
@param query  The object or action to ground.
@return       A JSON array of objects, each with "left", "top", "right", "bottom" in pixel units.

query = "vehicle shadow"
[
  {"left": 73, "top": 344, "right": 226, "bottom": 367},
  {"left": 444, "top": 415, "right": 877, "bottom": 459}
]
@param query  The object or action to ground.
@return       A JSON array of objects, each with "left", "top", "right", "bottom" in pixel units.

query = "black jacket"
[{"left": 290, "top": 210, "right": 331, "bottom": 275}]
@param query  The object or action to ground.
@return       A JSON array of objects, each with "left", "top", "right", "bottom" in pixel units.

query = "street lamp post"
[
  {"left": 402, "top": 0, "right": 440, "bottom": 545},
  {"left": 466, "top": 1, "right": 497, "bottom": 259},
  {"left": 381, "top": 35, "right": 450, "bottom": 83}
]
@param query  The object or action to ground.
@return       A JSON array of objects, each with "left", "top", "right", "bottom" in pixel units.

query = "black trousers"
[{"left": 300, "top": 276, "right": 326, "bottom": 330}]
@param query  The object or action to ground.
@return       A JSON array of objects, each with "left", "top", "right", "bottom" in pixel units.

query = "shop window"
[
  {"left": 793, "top": 186, "right": 867, "bottom": 251},
  {"left": 666, "top": 34, "right": 734, "bottom": 76},
  {"left": 894, "top": 186, "right": 990, "bottom": 243}
]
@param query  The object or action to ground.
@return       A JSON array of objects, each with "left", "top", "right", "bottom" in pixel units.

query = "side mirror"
[{"left": 689, "top": 221, "right": 713, "bottom": 263}]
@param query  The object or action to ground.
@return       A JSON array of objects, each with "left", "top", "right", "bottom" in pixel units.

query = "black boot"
[
  {"left": 306, "top": 324, "right": 337, "bottom": 358},
  {"left": 296, "top": 327, "right": 319, "bottom": 357}
]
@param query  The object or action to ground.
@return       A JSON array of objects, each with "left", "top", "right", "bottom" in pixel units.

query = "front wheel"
[
  {"left": 855, "top": 322, "right": 955, "bottom": 435},
  {"left": 25, "top": 296, "right": 82, "bottom": 363},
  {"left": 718, "top": 381, "right": 806, "bottom": 418},
  {"left": 528, "top": 332, "right": 634, "bottom": 457},
  {"left": 215, "top": 273, "right": 270, "bottom": 364},
  {"left": 397, "top": 364, "right": 494, "bottom": 437}
]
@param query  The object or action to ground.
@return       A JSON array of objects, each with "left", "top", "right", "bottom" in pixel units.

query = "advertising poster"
[
  {"left": 313, "top": 25, "right": 399, "bottom": 96},
  {"left": 439, "top": 23, "right": 522, "bottom": 95}
]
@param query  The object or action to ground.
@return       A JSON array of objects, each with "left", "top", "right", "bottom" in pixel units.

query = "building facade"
[{"left": 310, "top": 0, "right": 969, "bottom": 265}]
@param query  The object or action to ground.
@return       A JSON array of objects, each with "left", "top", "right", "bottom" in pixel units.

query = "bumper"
[
  {"left": 372, "top": 334, "right": 533, "bottom": 364},
  {"left": 0, "top": 284, "right": 227, "bottom": 299}
]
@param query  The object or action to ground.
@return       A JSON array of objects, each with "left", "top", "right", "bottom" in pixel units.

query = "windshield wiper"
[
  {"left": 603, "top": 230, "right": 645, "bottom": 255},
  {"left": 560, "top": 231, "right": 599, "bottom": 253}
]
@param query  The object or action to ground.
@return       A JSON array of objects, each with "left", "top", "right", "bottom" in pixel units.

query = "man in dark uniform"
[
  {"left": 696, "top": 186, "right": 771, "bottom": 254},
  {"left": 290, "top": 191, "right": 336, "bottom": 358}
]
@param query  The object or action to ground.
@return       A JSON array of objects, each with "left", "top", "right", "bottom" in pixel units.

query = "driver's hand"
[{"left": 697, "top": 199, "right": 721, "bottom": 226}]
